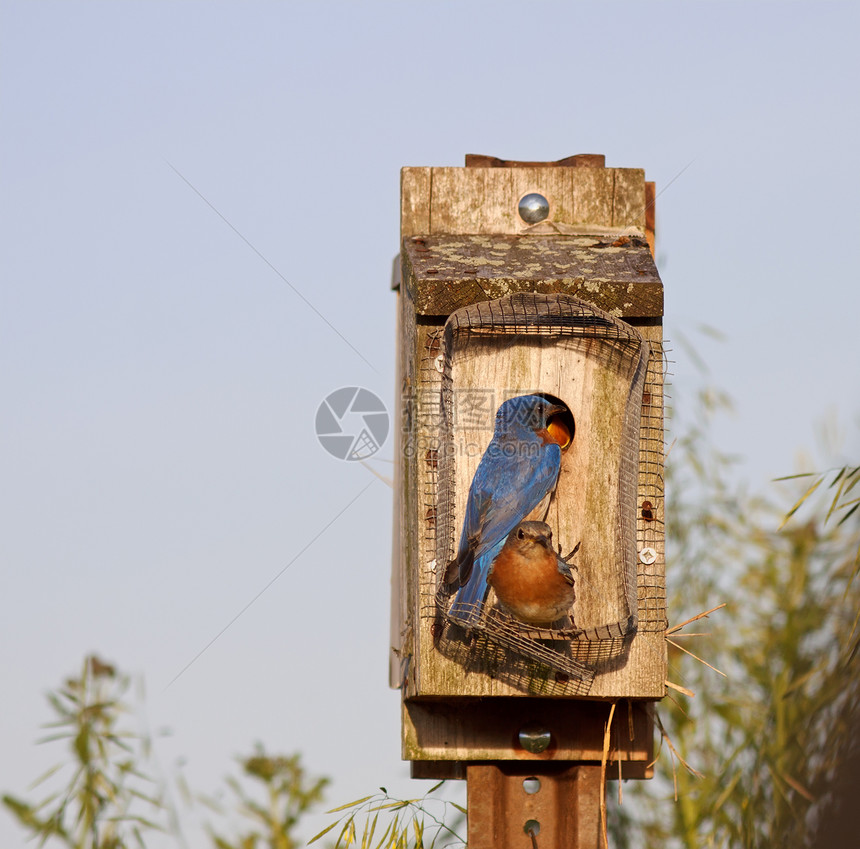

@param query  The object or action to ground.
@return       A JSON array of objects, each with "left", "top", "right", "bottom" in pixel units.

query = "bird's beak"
[{"left": 545, "top": 402, "right": 566, "bottom": 418}]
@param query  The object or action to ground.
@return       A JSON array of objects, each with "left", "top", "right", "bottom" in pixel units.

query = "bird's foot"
[{"left": 560, "top": 540, "right": 581, "bottom": 566}]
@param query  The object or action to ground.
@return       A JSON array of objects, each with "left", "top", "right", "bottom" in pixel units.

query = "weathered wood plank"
[
  {"left": 403, "top": 698, "right": 653, "bottom": 763},
  {"left": 429, "top": 167, "right": 517, "bottom": 234},
  {"left": 411, "top": 167, "right": 646, "bottom": 235},
  {"left": 645, "top": 180, "right": 656, "bottom": 256},
  {"left": 402, "top": 234, "right": 663, "bottom": 317},
  {"left": 572, "top": 166, "right": 615, "bottom": 226},
  {"left": 401, "top": 167, "right": 431, "bottom": 237},
  {"left": 612, "top": 168, "right": 646, "bottom": 229},
  {"left": 396, "top": 266, "right": 421, "bottom": 696},
  {"left": 389, "top": 297, "right": 403, "bottom": 688}
]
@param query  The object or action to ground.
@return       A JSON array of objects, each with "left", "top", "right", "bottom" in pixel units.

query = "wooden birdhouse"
[{"left": 391, "top": 155, "right": 666, "bottom": 785}]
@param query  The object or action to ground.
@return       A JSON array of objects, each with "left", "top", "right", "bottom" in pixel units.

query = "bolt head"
[
  {"left": 518, "top": 722, "right": 552, "bottom": 753},
  {"left": 518, "top": 192, "right": 550, "bottom": 224}
]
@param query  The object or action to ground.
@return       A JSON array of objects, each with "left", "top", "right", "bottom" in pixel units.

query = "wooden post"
[{"left": 392, "top": 154, "right": 666, "bottom": 846}]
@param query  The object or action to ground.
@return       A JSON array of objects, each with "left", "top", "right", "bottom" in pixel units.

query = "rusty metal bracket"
[{"left": 467, "top": 762, "right": 603, "bottom": 849}]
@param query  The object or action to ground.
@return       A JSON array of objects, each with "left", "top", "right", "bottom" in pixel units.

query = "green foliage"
[
  {"left": 4, "top": 659, "right": 329, "bottom": 849},
  {"left": 777, "top": 465, "right": 860, "bottom": 530},
  {"left": 2, "top": 656, "right": 166, "bottom": 849},
  {"left": 309, "top": 784, "right": 465, "bottom": 849},
  {"left": 613, "top": 385, "right": 860, "bottom": 849},
  {"left": 205, "top": 745, "right": 329, "bottom": 849}
]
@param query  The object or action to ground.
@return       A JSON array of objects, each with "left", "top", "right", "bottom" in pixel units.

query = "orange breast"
[{"left": 489, "top": 546, "right": 575, "bottom": 626}]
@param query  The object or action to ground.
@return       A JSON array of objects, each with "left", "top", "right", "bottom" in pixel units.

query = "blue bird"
[{"left": 443, "top": 394, "right": 570, "bottom": 627}]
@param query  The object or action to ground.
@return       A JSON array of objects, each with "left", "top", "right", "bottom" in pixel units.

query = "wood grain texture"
[
  {"left": 402, "top": 234, "right": 662, "bottom": 317},
  {"left": 389, "top": 299, "right": 403, "bottom": 688},
  {"left": 645, "top": 180, "right": 656, "bottom": 256},
  {"left": 395, "top": 266, "right": 421, "bottom": 696},
  {"left": 403, "top": 698, "right": 653, "bottom": 764},
  {"left": 612, "top": 168, "right": 647, "bottom": 228},
  {"left": 400, "top": 166, "right": 648, "bottom": 236},
  {"left": 429, "top": 167, "right": 517, "bottom": 234},
  {"left": 401, "top": 167, "right": 431, "bottom": 237},
  {"left": 572, "top": 166, "right": 615, "bottom": 227}
]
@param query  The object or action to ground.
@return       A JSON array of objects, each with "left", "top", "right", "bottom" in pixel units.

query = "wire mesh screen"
[
  {"left": 637, "top": 342, "right": 667, "bottom": 632},
  {"left": 413, "top": 292, "right": 664, "bottom": 696}
]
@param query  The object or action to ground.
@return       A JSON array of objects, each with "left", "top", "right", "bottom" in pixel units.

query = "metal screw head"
[
  {"left": 518, "top": 193, "right": 550, "bottom": 224},
  {"left": 518, "top": 722, "right": 552, "bottom": 753},
  {"left": 639, "top": 547, "right": 657, "bottom": 565}
]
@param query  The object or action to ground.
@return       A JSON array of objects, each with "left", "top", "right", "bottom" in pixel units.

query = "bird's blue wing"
[
  {"left": 473, "top": 442, "right": 560, "bottom": 556},
  {"left": 448, "top": 440, "right": 561, "bottom": 624}
]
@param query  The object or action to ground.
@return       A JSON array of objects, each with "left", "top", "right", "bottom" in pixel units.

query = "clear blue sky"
[{"left": 2, "top": 1, "right": 858, "bottom": 845}]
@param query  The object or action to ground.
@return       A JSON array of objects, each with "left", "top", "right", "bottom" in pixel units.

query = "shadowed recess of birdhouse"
[{"left": 410, "top": 293, "right": 665, "bottom": 695}]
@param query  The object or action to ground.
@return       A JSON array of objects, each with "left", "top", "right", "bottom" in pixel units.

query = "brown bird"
[{"left": 488, "top": 521, "right": 579, "bottom": 626}]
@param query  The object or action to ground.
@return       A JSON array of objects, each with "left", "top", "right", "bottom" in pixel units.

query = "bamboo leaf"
[
  {"left": 334, "top": 815, "right": 356, "bottom": 847},
  {"left": 372, "top": 819, "right": 393, "bottom": 849},
  {"left": 328, "top": 796, "right": 374, "bottom": 814},
  {"left": 844, "top": 467, "right": 860, "bottom": 493},
  {"left": 368, "top": 801, "right": 412, "bottom": 812},
  {"left": 779, "top": 476, "right": 824, "bottom": 530},
  {"left": 363, "top": 811, "right": 379, "bottom": 849},
  {"left": 837, "top": 501, "right": 860, "bottom": 526}
]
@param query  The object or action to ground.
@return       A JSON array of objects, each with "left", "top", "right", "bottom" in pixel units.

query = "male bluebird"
[
  {"left": 488, "top": 521, "right": 578, "bottom": 626},
  {"left": 443, "top": 394, "right": 570, "bottom": 626}
]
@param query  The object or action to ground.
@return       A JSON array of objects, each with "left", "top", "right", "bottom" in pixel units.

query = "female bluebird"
[
  {"left": 488, "top": 521, "right": 578, "bottom": 626},
  {"left": 444, "top": 394, "right": 569, "bottom": 626}
]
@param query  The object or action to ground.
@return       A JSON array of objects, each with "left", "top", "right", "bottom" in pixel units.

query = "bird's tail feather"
[{"left": 445, "top": 541, "right": 505, "bottom": 627}]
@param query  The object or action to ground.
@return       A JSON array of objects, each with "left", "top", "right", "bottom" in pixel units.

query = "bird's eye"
[{"left": 517, "top": 528, "right": 525, "bottom": 540}]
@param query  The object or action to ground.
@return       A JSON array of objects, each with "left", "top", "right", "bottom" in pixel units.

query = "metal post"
[{"left": 467, "top": 763, "right": 603, "bottom": 849}]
